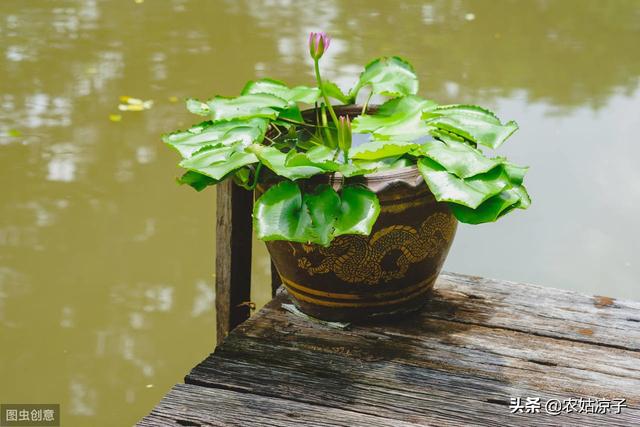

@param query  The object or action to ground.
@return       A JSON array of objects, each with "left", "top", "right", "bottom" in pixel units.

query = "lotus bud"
[
  {"left": 308, "top": 32, "right": 331, "bottom": 60},
  {"left": 338, "top": 115, "right": 352, "bottom": 154}
]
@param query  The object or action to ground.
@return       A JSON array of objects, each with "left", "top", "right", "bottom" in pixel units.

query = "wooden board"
[
  {"left": 215, "top": 181, "right": 253, "bottom": 343},
  {"left": 139, "top": 272, "right": 640, "bottom": 426}
]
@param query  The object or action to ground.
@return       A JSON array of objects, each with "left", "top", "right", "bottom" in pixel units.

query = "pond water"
[{"left": 1, "top": 0, "right": 639, "bottom": 425}]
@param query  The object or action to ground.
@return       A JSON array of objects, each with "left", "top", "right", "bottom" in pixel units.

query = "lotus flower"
[{"left": 309, "top": 32, "right": 331, "bottom": 60}]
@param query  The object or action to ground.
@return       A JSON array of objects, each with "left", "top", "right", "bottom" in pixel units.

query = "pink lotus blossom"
[{"left": 308, "top": 32, "right": 331, "bottom": 60}]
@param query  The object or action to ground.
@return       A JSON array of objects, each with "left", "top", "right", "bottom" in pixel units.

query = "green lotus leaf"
[
  {"left": 511, "top": 185, "right": 531, "bottom": 209},
  {"left": 255, "top": 182, "right": 365, "bottom": 245},
  {"left": 341, "top": 156, "right": 411, "bottom": 177},
  {"left": 378, "top": 95, "right": 438, "bottom": 116},
  {"left": 353, "top": 96, "right": 436, "bottom": 141},
  {"left": 418, "top": 136, "right": 499, "bottom": 178},
  {"left": 424, "top": 105, "right": 518, "bottom": 149},
  {"left": 241, "top": 78, "right": 321, "bottom": 104},
  {"left": 176, "top": 170, "right": 218, "bottom": 191},
  {"left": 163, "top": 118, "right": 268, "bottom": 158},
  {"left": 417, "top": 157, "right": 509, "bottom": 209},
  {"left": 277, "top": 102, "right": 305, "bottom": 123},
  {"left": 371, "top": 114, "right": 431, "bottom": 141},
  {"left": 352, "top": 96, "right": 435, "bottom": 133},
  {"left": 186, "top": 98, "right": 210, "bottom": 116},
  {"left": 449, "top": 187, "right": 522, "bottom": 224},
  {"left": 351, "top": 56, "right": 419, "bottom": 99},
  {"left": 248, "top": 145, "right": 325, "bottom": 180},
  {"left": 285, "top": 145, "right": 341, "bottom": 172},
  {"left": 500, "top": 160, "right": 529, "bottom": 185},
  {"left": 334, "top": 186, "right": 381, "bottom": 236},
  {"left": 350, "top": 140, "right": 419, "bottom": 160},
  {"left": 179, "top": 144, "right": 258, "bottom": 180},
  {"left": 253, "top": 181, "right": 314, "bottom": 242},
  {"left": 304, "top": 184, "right": 342, "bottom": 246},
  {"left": 231, "top": 167, "right": 252, "bottom": 189},
  {"left": 205, "top": 93, "right": 289, "bottom": 121},
  {"left": 322, "top": 80, "right": 352, "bottom": 104}
]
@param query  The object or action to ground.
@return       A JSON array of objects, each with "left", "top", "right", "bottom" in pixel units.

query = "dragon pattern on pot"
[{"left": 297, "top": 212, "right": 457, "bottom": 285}]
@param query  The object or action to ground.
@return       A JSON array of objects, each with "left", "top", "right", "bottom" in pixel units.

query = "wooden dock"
[{"left": 138, "top": 272, "right": 640, "bottom": 426}]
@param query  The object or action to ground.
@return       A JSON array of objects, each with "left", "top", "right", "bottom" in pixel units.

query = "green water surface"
[{"left": 1, "top": 1, "right": 639, "bottom": 425}]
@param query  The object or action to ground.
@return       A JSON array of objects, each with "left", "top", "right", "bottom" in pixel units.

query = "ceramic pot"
[{"left": 261, "top": 106, "right": 458, "bottom": 322}]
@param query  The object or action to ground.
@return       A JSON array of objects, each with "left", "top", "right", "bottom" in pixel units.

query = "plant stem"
[
  {"left": 314, "top": 59, "right": 340, "bottom": 128},
  {"left": 248, "top": 162, "right": 262, "bottom": 190},
  {"left": 320, "top": 105, "right": 336, "bottom": 148},
  {"left": 361, "top": 91, "right": 373, "bottom": 115},
  {"left": 277, "top": 117, "right": 326, "bottom": 128}
]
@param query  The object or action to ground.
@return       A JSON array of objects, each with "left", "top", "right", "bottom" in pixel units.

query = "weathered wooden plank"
[
  {"left": 219, "top": 303, "right": 640, "bottom": 404},
  {"left": 142, "top": 272, "right": 639, "bottom": 426},
  {"left": 138, "top": 383, "right": 424, "bottom": 427},
  {"left": 435, "top": 272, "right": 640, "bottom": 351},
  {"left": 215, "top": 181, "right": 253, "bottom": 343},
  {"left": 189, "top": 342, "right": 639, "bottom": 426},
  {"left": 186, "top": 273, "right": 640, "bottom": 425},
  {"left": 188, "top": 308, "right": 639, "bottom": 425}
]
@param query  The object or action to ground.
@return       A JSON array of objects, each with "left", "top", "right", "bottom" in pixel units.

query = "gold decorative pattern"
[
  {"left": 297, "top": 212, "right": 456, "bottom": 285},
  {"left": 282, "top": 271, "right": 438, "bottom": 301}
]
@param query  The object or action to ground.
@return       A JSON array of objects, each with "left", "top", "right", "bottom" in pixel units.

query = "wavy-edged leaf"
[
  {"left": 322, "top": 81, "right": 351, "bottom": 103},
  {"left": 418, "top": 137, "right": 499, "bottom": 178},
  {"left": 352, "top": 96, "right": 436, "bottom": 140},
  {"left": 449, "top": 188, "right": 522, "bottom": 224},
  {"left": 424, "top": 105, "right": 518, "bottom": 149},
  {"left": 179, "top": 145, "right": 258, "bottom": 180},
  {"left": 305, "top": 184, "right": 342, "bottom": 246},
  {"left": 340, "top": 157, "right": 414, "bottom": 177},
  {"left": 205, "top": 93, "right": 288, "bottom": 121},
  {"left": 334, "top": 186, "right": 381, "bottom": 236},
  {"left": 277, "top": 102, "right": 305, "bottom": 123},
  {"left": 372, "top": 114, "right": 431, "bottom": 141},
  {"left": 242, "top": 78, "right": 321, "bottom": 104},
  {"left": 186, "top": 98, "right": 210, "bottom": 116},
  {"left": 417, "top": 157, "right": 509, "bottom": 209},
  {"left": 253, "top": 181, "right": 313, "bottom": 242},
  {"left": 232, "top": 167, "right": 252, "bottom": 189},
  {"left": 511, "top": 185, "right": 531, "bottom": 209},
  {"left": 254, "top": 182, "right": 379, "bottom": 245},
  {"left": 285, "top": 145, "right": 341, "bottom": 172},
  {"left": 500, "top": 160, "right": 529, "bottom": 185},
  {"left": 379, "top": 95, "right": 437, "bottom": 116},
  {"left": 351, "top": 56, "right": 419, "bottom": 99},
  {"left": 248, "top": 145, "right": 325, "bottom": 180},
  {"left": 350, "top": 140, "right": 419, "bottom": 160},
  {"left": 163, "top": 118, "right": 268, "bottom": 158},
  {"left": 176, "top": 170, "right": 218, "bottom": 191}
]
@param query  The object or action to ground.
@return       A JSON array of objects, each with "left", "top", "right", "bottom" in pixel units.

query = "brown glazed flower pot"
[{"left": 260, "top": 106, "right": 458, "bottom": 322}]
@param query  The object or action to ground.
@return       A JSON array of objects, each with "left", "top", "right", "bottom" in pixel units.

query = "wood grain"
[
  {"left": 215, "top": 181, "right": 253, "bottom": 343},
  {"left": 140, "top": 272, "right": 640, "bottom": 426}
]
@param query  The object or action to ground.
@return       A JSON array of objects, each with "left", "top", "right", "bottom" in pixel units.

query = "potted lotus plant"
[{"left": 163, "top": 32, "right": 530, "bottom": 321}]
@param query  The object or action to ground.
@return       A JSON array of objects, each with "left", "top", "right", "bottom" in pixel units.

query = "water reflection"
[{"left": 1, "top": 0, "right": 639, "bottom": 426}]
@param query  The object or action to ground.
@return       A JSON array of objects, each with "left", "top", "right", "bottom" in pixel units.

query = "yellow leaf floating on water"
[
  {"left": 109, "top": 114, "right": 122, "bottom": 122},
  {"left": 119, "top": 95, "right": 140, "bottom": 103},
  {"left": 118, "top": 96, "right": 153, "bottom": 111},
  {"left": 118, "top": 104, "right": 145, "bottom": 111},
  {"left": 168, "top": 96, "right": 178, "bottom": 103},
  {"left": 8, "top": 129, "right": 22, "bottom": 137}
]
